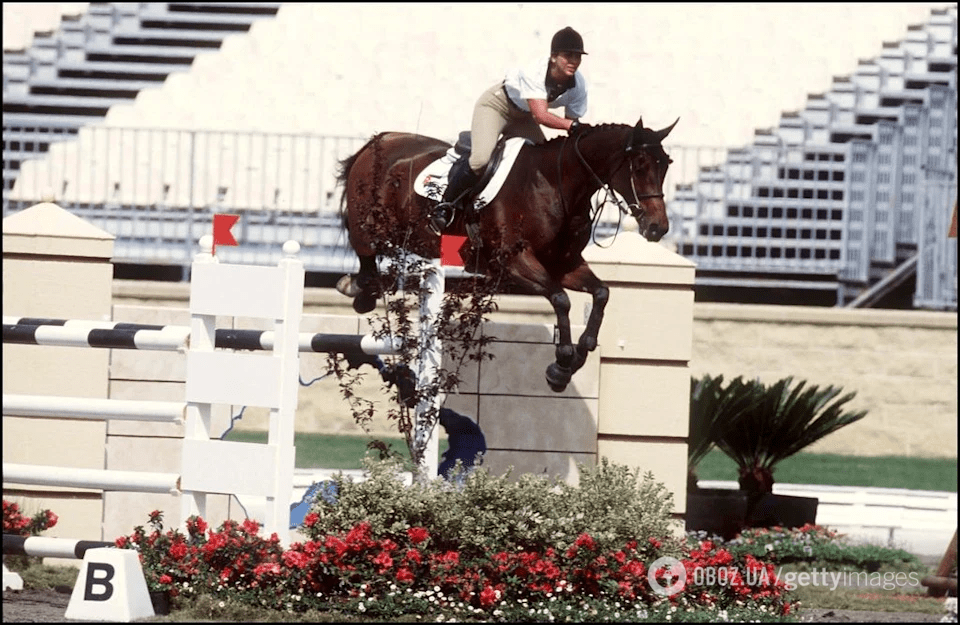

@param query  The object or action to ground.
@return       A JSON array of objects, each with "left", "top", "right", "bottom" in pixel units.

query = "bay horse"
[{"left": 335, "top": 117, "right": 677, "bottom": 392}]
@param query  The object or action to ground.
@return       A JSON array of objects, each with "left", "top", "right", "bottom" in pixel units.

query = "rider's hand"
[{"left": 569, "top": 119, "right": 591, "bottom": 135}]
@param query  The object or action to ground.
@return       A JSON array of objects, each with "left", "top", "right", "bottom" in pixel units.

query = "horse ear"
[
  {"left": 653, "top": 117, "right": 680, "bottom": 143},
  {"left": 634, "top": 117, "right": 645, "bottom": 130}
]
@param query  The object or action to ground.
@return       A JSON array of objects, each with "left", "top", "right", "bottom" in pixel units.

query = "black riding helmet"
[{"left": 550, "top": 26, "right": 587, "bottom": 55}]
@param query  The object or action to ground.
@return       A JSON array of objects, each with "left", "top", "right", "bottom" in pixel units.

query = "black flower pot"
[
  {"left": 150, "top": 590, "right": 171, "bottom": 616},
  {"left": 686, "top": 489, "right": 819, "bottom": 539},
  {"left": 745, "top": 493, "right": 819, "bottom": 529},
  {"left": 685, "top": 488, "right": 751, "bottom": 540}
]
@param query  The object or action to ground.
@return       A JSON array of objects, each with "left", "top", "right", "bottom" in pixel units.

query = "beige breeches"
[{"left": 468, "top": 81, "right": 546, "bottom": 173}]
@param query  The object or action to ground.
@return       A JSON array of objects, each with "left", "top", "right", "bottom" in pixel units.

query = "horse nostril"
[{"left": 646, "top": 224, "right": 662, "bottom": 241}]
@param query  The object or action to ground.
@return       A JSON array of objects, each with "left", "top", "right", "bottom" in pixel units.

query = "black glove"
[{"left": 569, "top": 119, "right": 591, "bottom": 135}]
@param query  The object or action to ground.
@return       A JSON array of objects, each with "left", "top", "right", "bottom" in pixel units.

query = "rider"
[{"left": 431, "top": 26, "right": 590, "bottom": 231}]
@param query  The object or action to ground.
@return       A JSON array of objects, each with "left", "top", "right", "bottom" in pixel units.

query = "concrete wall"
[
  {"left": 115, "top": 286, "right": 958, "bottom": 460},
  {"left": 691, "top": 304, "right": 957, "bottom": 458}
]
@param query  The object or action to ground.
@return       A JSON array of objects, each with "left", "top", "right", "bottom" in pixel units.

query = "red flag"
[
  {"left": 440, "top": 234, "right": 467, "bottom": 267},
  {"left": 212, "top": 214, "right": 239, "bottom": 255}
]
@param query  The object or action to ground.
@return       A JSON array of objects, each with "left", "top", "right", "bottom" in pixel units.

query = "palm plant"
[
  {"left": 687, "top": 374, "right": 763, "bottom": 491},
  {"left": 712, "top": 376, "right": 868, "bottom": 494}
]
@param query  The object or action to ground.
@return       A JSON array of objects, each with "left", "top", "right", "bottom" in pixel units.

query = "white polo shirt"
[{"left": 503, "top": 56, "right": 588, "bottom": 119}]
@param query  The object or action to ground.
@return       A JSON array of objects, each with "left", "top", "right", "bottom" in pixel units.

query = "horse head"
[{"left": 607, "top": 117, "right": 678, "bottom": 242}]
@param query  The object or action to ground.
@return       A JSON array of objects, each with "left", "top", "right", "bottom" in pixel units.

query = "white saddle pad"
[{"left": 413, "top": 137, "right": 531, "bottom": 208}]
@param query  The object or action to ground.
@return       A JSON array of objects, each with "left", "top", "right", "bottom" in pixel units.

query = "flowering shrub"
[
  {"left": 679, "top": 538, "right": 795, "bottom": 616},
  {"left": 116, "top": 510, "right": 284, "bottom": 600},
  {"left": 111, "top": 459, "right": 800, "bottom": 620},
  {"left": 704, "top": 524, "right": 925, "bottom": 573},
  {"left": 2, "top": 500, "right": 58, "bottom": 537}
]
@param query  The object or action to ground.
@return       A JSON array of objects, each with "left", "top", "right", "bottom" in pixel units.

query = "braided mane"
[{"left": 539, "top": 122, "right": 631, "bottom": 149}]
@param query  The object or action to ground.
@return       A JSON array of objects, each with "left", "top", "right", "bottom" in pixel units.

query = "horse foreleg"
[
  {"left": 545, "top": 288, "right": 576, "bottom": 392},
  {"left": 560, "top": 263, "right": 608, "bottom": 375}
]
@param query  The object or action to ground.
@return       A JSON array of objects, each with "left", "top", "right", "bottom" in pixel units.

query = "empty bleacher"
[
  {"left": 670, "top": 5, "right": 957, "bottom": 310},
  {"left": 3, "top": 3, "right": 282, "bottom": 195},
  {"left": 3, "top": 4, "right": 956, "bottom": 309}
]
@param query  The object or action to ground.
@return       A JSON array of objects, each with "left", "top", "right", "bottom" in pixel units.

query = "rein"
[{"left": 560, "top": 131, "right": 664, "bottom": 245}]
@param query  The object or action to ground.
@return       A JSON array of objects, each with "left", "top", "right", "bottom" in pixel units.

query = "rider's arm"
[{"left": 527, "top": 98, "right": 577, "bottom": 131}]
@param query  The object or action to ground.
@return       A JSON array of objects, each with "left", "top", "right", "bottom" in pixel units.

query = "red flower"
[
  {"left": 254, "top": 562, "right": 280, "bottom": 577},
  {"left": 648, "top": 537, "right": 662, "bottom": 549},
  {"left": 282, "top": 550, "right": 309, "bottom": 569},
  {"left": 396, "top": 567, "right": 415, "bottom": 583},
  {"left": 407, "top": 526, "right": 429, "bottom": 544},
  {"left": 373, "top": 551, "right": 394, "bottom": 572},
  {"left": 303, "top": 512, "right": 319, "bottom": 528},
  {"left": 158, "top": 574, "right": 173, "bottom": 585},
  {"left": 168, "top": 541, "right": 187, "bottom": 560},
  {"left": 404, "top": 549, "right": 422, "bottom": 565},
  {"left": 479, "top": 585, "right": 498, "bottom": 607},
  {"left": 115, "top": 536, "right": 128, "bottom": 548},
  {"left": 574, "top": 533, "right": 596, "bottom": 550}
]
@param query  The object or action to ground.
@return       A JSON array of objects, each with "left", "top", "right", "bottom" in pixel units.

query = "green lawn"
[
  {"left": 226, "top": 431, "right": 957, "bottom": 492},
  {"left": 223, "top": 430, "right": 448, "bottom": 469},
  {"left": 695, "top": 448, "right": 957, "bottom": 492}
]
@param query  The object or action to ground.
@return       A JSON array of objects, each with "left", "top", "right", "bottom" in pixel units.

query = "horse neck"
[{"left": 560, "top": 128, "right": 629, "bottom": 205}]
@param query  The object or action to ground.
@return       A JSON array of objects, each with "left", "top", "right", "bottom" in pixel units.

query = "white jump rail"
[
  {"left": 3, "top": 237, "right": 444, "bottom": 546},
  {"left": 2, "top": 236, "right": 305, "bottom": 545}
]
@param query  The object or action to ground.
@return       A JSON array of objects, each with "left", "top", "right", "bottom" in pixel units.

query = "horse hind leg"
[{"left": 336, "top": 255, "right": 380, "bottom": 314}]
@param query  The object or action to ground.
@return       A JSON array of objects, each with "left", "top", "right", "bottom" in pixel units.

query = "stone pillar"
[
  {"left": 2, "top": 203, "right": 115, "bottom": 553},
  {"left": 570, "top": 233, "right": 696, "bottom": 518}
]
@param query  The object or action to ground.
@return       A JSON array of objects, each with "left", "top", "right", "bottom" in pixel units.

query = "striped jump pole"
[
  {"left": 3, "top": 318, "right": 402, "bottom": 355},
  {"left": 3, "top": 534, "right": 114, "bottom": 560}
]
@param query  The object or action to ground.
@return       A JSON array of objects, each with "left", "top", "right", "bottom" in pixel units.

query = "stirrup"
[{"left": 430, "top": 202, "right": 454, "bottom": 232}]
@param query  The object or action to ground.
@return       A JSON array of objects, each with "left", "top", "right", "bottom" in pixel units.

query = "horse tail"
[{"left": 336, "top": 134, "right": 383, "bottom": 228}]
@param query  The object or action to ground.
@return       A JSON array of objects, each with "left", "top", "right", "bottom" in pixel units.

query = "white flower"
[
  {"left": 357, "top": 602, "right": 366, "bottom": 613},
  {"left": 218, "top": 601, "right": 225, "bottom": 608}
]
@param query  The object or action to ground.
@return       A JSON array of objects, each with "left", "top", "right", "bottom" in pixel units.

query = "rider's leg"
[{"left": 431, "top": 83, "right": 508, "bottom": 231}]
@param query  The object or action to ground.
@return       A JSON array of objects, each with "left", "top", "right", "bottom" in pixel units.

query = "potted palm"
[
  {"left": 685, "top": 374, "right": 763, "bottom": 538},
  {"left": 687, "top": 375, "right": 868, "bottom": 535}
]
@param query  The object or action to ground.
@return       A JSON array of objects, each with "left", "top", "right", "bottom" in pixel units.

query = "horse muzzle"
[{"left": 641, "top": 221, "right": 667, "bottom": 242}]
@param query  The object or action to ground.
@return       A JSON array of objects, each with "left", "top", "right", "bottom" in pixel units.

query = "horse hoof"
[
  {"left": 336, "top": 275, "right": 361, "bottom": 297},
  {"left": 353, "top": 293, "right": 377, "bottom": 314},
  {"left": 545, "top": 363, "right": 571, "bottom": 393}
]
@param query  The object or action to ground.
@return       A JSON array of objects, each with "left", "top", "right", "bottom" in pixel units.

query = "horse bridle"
[{"left": 568, "top": 133, "right": 665, "bottom": 222}]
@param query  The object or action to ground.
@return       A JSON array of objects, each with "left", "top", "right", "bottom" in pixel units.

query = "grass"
[
  {"left": 695, "top": 448, "right": 958, "bottom": 492},
  {"left": 789, "top": 578, "right": 945, "bottom": 615},
  {"left": 225, "top": 430, "right": 957, "bottom": 493},
  {"left": 222, "top": 430, "right": 449, "bottom": 470}
]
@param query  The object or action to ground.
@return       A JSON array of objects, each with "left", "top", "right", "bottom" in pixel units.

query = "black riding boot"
[{"left": 431, "top": 158, "right": 480, "bottom": 232}]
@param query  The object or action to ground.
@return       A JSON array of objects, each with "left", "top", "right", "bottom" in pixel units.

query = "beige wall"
[
  {"left": 2, "top": 204, "right": 115, "bottom": 558},
  {"left": 691, "top": 304, "right": 957, "bottom": 459},
  {"left": 114, "top": 283, "right": 957, "bottom": 459}
]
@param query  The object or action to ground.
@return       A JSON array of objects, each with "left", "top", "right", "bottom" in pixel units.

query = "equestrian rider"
[{"left": 432, "top": 26, "right": 590, "bottom": 231}]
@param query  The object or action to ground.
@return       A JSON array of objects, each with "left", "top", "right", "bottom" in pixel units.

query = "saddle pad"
[{"left": 413, "top": 137, "right": 531, "bottom": 208}]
